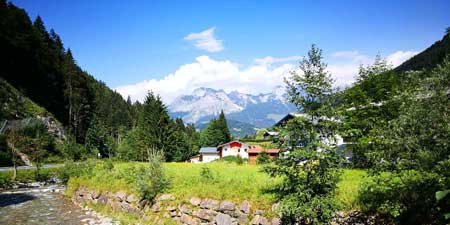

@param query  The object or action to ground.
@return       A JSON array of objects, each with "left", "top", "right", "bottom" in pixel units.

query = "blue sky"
[{"left": 12, "top": 0, "right": 450, "bottom": 103}]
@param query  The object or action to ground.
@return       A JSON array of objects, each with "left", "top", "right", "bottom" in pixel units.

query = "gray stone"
[
  {"left": 181, "top": 214, "right": 200, "bottom": 225},
  {"left": 200, "top": 199, "right": 220, "bottom": 210},
  {"left": 251, "top": 215, "right": 270, "bottom": 225},
  {"left": 91, "top": 190, "right": 101, "bottom": 199},
  {"left": 125, "top": 194, "right": 135, "bottom": 203},
  {"left": 166, "top": 205, "right": 177, "bottom": 211},
  {"left": 254, "top": 209, "right": 264, "bottom": 215},
  {"left": 214, "top": 213, "right": 233, "bottom": 225},
  {"left": 240, "top": 200, "right": 251, "bottom": 214},
  {"left": 115, "top": 191, "right": 126, "bottom": 201},
  {"left": 236, "top": 212, "right": 249, "bottom": 224},
  {"left": 190, "top": 197, "right": 202, "bottom": 206},
  {"left": 158, "top": 194, "right": 175, "bottom": 201},
  {"left": 219, "top": 200, "right": 236, "bottom": 211},
  {"left": 170, "top": 210, "right": 177, "bottom": 217},
  {"left": 179, "top": 204, "right": 192, "bottom": 214},
  {"left": 151, "top": 202, "right": 161, "bottom": 212},
  {"left": 193, "top": 209, "right": 216, "bottom": 221},
  {"left": 97, "top": 195, "right": 108, "bottom": 204},
  {"left": 271, "top": 217, "right": 281, "bottom": 225}
]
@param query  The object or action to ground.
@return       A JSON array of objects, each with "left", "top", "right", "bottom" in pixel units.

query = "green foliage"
[
  {"left": 61, "top": 137, "right": 92, "bottom": 161},
  {"left": 200, "top": 167, "right": 215, "bottom": 183},
  {"left": 58, "top": 160, "right": 96, "bottom": 184},
  {"left": 355, "top": 57, "right": 450, "bottom": 224},
  {"left": 215, "top": 156, "right": 246, "bottom": 165},
  {"left": 256, "top": 151, "right": 271, "bottom": 164},
  {"left": 200, "top": 110, "right": 232, "bottom": 147},
  {"left": 359, "top": 170, "right": 446, "bottom": 223},
  {"left": 265, "top": 45, "right": 342, "bottom": 224}
]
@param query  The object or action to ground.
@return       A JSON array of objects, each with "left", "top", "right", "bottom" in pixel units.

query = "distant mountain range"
[{"left": 168, "top": 86, "right": 297, "bottom": 136}]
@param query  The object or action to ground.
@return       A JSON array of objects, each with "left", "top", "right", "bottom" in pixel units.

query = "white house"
[
  {"left": 199, "top": 147, "right": 220, "bottom": 163},
  {"left": 217, "top": 140, "right": 249, "bottom": 159}
]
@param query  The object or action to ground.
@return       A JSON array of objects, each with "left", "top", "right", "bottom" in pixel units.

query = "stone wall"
[{"left": 72, "top": 187, "right": 281, "bottom": 225}]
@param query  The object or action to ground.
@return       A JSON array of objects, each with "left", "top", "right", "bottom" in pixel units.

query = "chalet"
[
  {"left": 247, "top": 145, "right": 280, "bottom": 164},
  {"left": 199, "top": 147, "right": 220, "bottom": 163},
  {"left": 263, "top": 131, "right": 279, "bottom": 140},
  {"left": 198, "top": 140, "right": 280, "bottom": 163}
]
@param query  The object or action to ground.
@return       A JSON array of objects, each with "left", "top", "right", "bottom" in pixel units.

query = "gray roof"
[{"left": 199, "top": 147, "right": 217, "bottom": 153}]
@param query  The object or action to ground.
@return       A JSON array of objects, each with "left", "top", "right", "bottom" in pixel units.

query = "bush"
[
  {"left": 359, "top": 170, "right": 447, "bottom": 224},
  {"left": 200, "top": 167, "right": 215, "bottom": 183},
  {"left": 215, "top": 156, "right": 246, "bottom": 165},
  {"left": 121, "top": 150, "right": 170, "bottom": 202},
  {"left": 256, "top": 151, "right": 271, "bottom": 164},
  {"left": 58, "top": 160, "right": 96, "bottom": 184}
]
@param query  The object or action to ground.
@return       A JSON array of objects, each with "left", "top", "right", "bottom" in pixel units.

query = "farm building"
[
  {"left": 199, "top": 147, "right": 220, "bottom": 163},
  {"left": 247, "top": 145, "right": 280, "bottom": 164},
  {"left": 217, "top": 141, "right": 249, "bottom": 159},
  {"left": 262, "top": 131, "right": 279, "bottom": 140},
  {"left": 198, "top": 141, "right": 280, "bottom": 164}
]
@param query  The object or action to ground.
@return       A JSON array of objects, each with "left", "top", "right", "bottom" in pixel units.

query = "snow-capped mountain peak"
[{"left": 168, "top": 86, "right": 297, "bottom": 130}]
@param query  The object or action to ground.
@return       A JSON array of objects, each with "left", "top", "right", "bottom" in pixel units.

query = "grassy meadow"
[{"left": 66, "top": 162, "right": 368, "bottom": 211}]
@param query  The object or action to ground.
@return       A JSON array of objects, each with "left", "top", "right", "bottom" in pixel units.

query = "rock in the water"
[
  {"left": 158, "top": 194, "right": 175, "bottom": 201},
  {"left": 251, "top": 215, "right": 270, "bottom": 225},
  {"left": 240, "top": 200, "right": 251, "bottom": 214},
  {"left": 219, "top": 200, "right": 235, "bottom": 211},
  {"left": 190, "top": 197, "right": 202, "bottom": 206},
  {"left": 214, "top": 213, "right": 233, "bottom": 225}
]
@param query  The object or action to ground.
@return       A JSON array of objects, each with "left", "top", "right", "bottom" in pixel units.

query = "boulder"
[
  {"left": 251, "top": 215, "right": 270, "bottom": 225},
  {"left": 200, "top": 199, "right": 220, "bottom": 210},
  {"left": 158, "top": 194, "right": 175, "bottom": 201},
  {"left": 214, "top": 213, "right": 233, "bottom": 225},
  {"left": 115, "top": 191, "right": 127, "bottom": 201},
  {"left": 190, "top": 197, "right": 202, "bottom": 206},
  {"left": 254, "top": 209, "right": 264, "bottom": 215},
  {"left": 166, "top": 205, "right": 177, "bottom": 211},
  {"left": 91, "top": 190, "right": 101, "bottom": 199},
  {"left": 219, "top": 200, "right": 236, "bottom": 211},
  {"left": 179, "top": 204, "right": 192, "bottom": 214},
  {"left": 151, "top": 202, "right": 161, "bottom": 212},
  {"left": 181, "top": 214, "right": 200, "bottom": 225},
  {"left": 126, "top": 194, "right": 135, "bottom": 203},
  {"left": 193, "top": 209, "right": 216, "bottom": 221},
  {"left": 271, "top": 217, "right": 281, "bottom": 225},
  {"left": 240, "top": 201, "right": 251, "bottom": 214},
  {"left": 97, "top": 195, "right": 108, "bottom": 204}
]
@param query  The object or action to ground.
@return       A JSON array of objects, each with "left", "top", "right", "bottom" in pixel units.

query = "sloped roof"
[
  {"left": 217, "top": 140, "right": 244, "bottom": 148},
  {"left": 247, "top": 145, "right": 280, "bottom": 154},
  {"left": 199, "top": 147, "right": 218, "bottom": 153}
]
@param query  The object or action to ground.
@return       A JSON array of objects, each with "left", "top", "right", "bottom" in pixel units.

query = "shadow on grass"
[{"left": 0, "top": 193, "right": 36, "bottom": 207}]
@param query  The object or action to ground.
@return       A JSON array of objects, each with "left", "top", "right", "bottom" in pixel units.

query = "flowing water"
[{"left": 0, "top": 185, "right": 118, "bottom": 225}]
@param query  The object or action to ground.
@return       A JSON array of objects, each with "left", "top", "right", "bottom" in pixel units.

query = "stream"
[{"left": 0, "top": 185, "right": 119, "bottom": 225}]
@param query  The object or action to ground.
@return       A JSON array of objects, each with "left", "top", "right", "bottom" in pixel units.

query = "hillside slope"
[{"left": 395, "top": 31, "right": 450, "bottom": 73}]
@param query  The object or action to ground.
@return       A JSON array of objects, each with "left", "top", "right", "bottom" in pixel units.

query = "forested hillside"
[
  {"left": 395, "top": 28, "right": 450, "bottom": 72},
  {"left": 0, "top": 0, "right": 135, "bottom": 145}
]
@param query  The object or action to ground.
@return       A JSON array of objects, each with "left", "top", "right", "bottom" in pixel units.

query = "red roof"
[{"left": 247, "top": 145, "right": 280, "bottom": 154}]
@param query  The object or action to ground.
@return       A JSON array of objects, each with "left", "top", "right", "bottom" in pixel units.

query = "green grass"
[
  {"left": 335, "top": 169, "right": 368, "bottom": 210},
  {"left": 0, "top": 167, "right": 60, "bottom": 186},
  {"left": 66, "top": 162, "right": 368, "bottom": 212}
]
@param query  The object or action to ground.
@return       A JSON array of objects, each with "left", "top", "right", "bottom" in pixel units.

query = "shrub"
[
  {"left": 359, "top": 170, "right": 447, "bottom": 224},
  {"left": 256, "top": 151, "right": 271, "bottom": 164},
  {"left": 200, "top": 167, "right": 215, "bottom": 183},
  {"left": 122, "top": 150, "right": 170, "bottom": 202},
  {"left": 58, "top": 160, "right": 96, "bottom": 184},
  {"left": 215, "top": 156, "right": 246, "bottom": 165}
]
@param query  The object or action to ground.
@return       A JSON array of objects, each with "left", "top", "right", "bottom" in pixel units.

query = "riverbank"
[{"left": 0, "top": 184, "right": 118, "bottom": 225}]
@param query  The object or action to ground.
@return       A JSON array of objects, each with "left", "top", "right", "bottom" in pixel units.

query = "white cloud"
[
  {"left": 254, "top": 56, "right": 302, "bottom": 65},
  {"left": 116, "top": 56, "right": 295, "bottom": 104},
  {"left": 184, "top": 27, "right": 224, "bottom": 52},
  {"left": 327, "top": 50, "right": 418, "bottom": 87},
  {"left": 116, "top": 50, "right": 418, "bottom": 104},
  {"left": 386, "top": 51, "right": 418, "bottom": 67}
]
